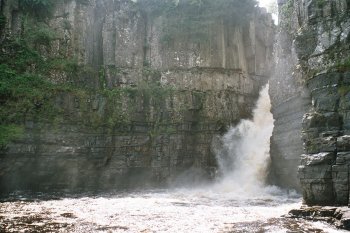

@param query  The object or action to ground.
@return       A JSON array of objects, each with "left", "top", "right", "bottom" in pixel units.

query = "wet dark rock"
[
  {"left": 0, "top": 0, "right": 275, "bottom": 193},
  {"left": 60, "top": 213, "right": 77, "bottom": 218},
  {"left": 300, "top": 153, "right": 335, "bottom": 166},
  {"left": 270, "top": 0, "right": 350, "bottom": 206},
  {"left": 294, "top": 26, "right": 318, "bottom": 60},
  {"left": 287, "top": 206, "right": 350, "bottom": 230}
]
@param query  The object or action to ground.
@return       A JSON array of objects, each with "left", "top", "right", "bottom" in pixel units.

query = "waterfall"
[{"left": 214, "top": 85, "right": 274, "bottom": 195}]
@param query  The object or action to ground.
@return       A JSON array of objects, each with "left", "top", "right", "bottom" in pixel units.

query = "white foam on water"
[
  {"left": 0, "top": 85, "right": 345, "bottom": 232},
  {"left": 1, "top": 190, "right": 345, "bottom": 233},
  {"left": 214, "top": 85, "right": 275, "bottom": 197}
]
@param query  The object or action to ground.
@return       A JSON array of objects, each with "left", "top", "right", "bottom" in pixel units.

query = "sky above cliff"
[
  {"left": 258, "top": 0, "right": 278, "bottom": 23},
  {"left": 258, "top": 0, "right": 275, "bottom": 9}
]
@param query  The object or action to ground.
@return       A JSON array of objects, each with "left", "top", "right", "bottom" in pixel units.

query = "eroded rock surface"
[
  {"left": 0, "top": 0, "right": 274, "bottom": 193},
  {"left": 287, "top": 206, "right": 350, "bottom": 230},
  {"left": 270, "top": 0, "right": 350, "bottom": 205}
]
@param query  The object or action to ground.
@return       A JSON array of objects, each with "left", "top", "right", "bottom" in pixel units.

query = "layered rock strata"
[
  {"left": 287, "top": 205, "right": 350, "bottom": 230},
  {"left": 271, "top": 0, "right": 350, "bottom": 205},
  {"left": 0, "top": 0, "right": 274, "bottom": 193}
]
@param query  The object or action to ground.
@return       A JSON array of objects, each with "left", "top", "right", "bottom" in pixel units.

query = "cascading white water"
[
  {"left": 1, "top": 84, "right": 344, "bottom": 233},
  {"left": 215, "top": 84, "right": 274, "bottom": 195}
]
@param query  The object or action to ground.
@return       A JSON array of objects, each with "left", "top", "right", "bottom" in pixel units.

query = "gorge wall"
[
  {"left": 0, "top": 0, "right": 274, "bottom": 193},
  {"left": 271, "top": 0, "right": 350, "bottom": 205}
]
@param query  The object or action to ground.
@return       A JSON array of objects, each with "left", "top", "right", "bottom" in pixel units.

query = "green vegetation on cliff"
[
  {"left": 0, "top": 4, "right": 87, "bottom": 146},
  {"left": 0, "top": 0, "right": 256, "bottom": 147},
  {"left": 0, "top": 40, "right": 176, "bottom": 147},
  {"left": 0, "top": 34, "right": 78, "bottom": 147},
  {"left": 336, "top": 57, "right": 350, "bottom": 72},
  {"left": 0, "top": 25, "right": 175, "bottom": 147},
  {"left": 0, "top": 125, "right": 24, "bottom": 147}
]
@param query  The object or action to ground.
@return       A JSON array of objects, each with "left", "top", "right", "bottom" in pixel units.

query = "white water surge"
[
  {"left": 0, "top": 85, "right": 345, "bottom": 233},
  {"left": 214, "top": 84, "right": 274, "bottom": 195}
]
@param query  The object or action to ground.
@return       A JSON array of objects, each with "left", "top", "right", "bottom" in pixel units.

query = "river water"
[
  {"left": 0, "top": 86, "right": 345, "bottom": 232},
  {"left": 0, "top": 188, "right": 345, "bottom": 233}
]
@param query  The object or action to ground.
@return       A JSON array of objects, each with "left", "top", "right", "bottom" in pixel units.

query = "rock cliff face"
[
  {"left": 0, "top": 0, "right": 274, "bottom": 193},
  {"left": 271, "top": 0, "right": 350, "bottom": 205}
]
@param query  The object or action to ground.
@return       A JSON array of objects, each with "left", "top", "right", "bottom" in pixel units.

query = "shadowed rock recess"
[
  {"left": 0, "top": 0, "right": 274, "bottom": 193},
  {"left": 270, "top": 0, "right": 350, "bottom": 205}
]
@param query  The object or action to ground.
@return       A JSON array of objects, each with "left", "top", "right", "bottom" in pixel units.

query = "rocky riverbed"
[
  {"left": 0, "top": 188, "right": 346, "bottom": 233},
  {"left": 287, "top": 205, "right": 350, "bottom": 231}
]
